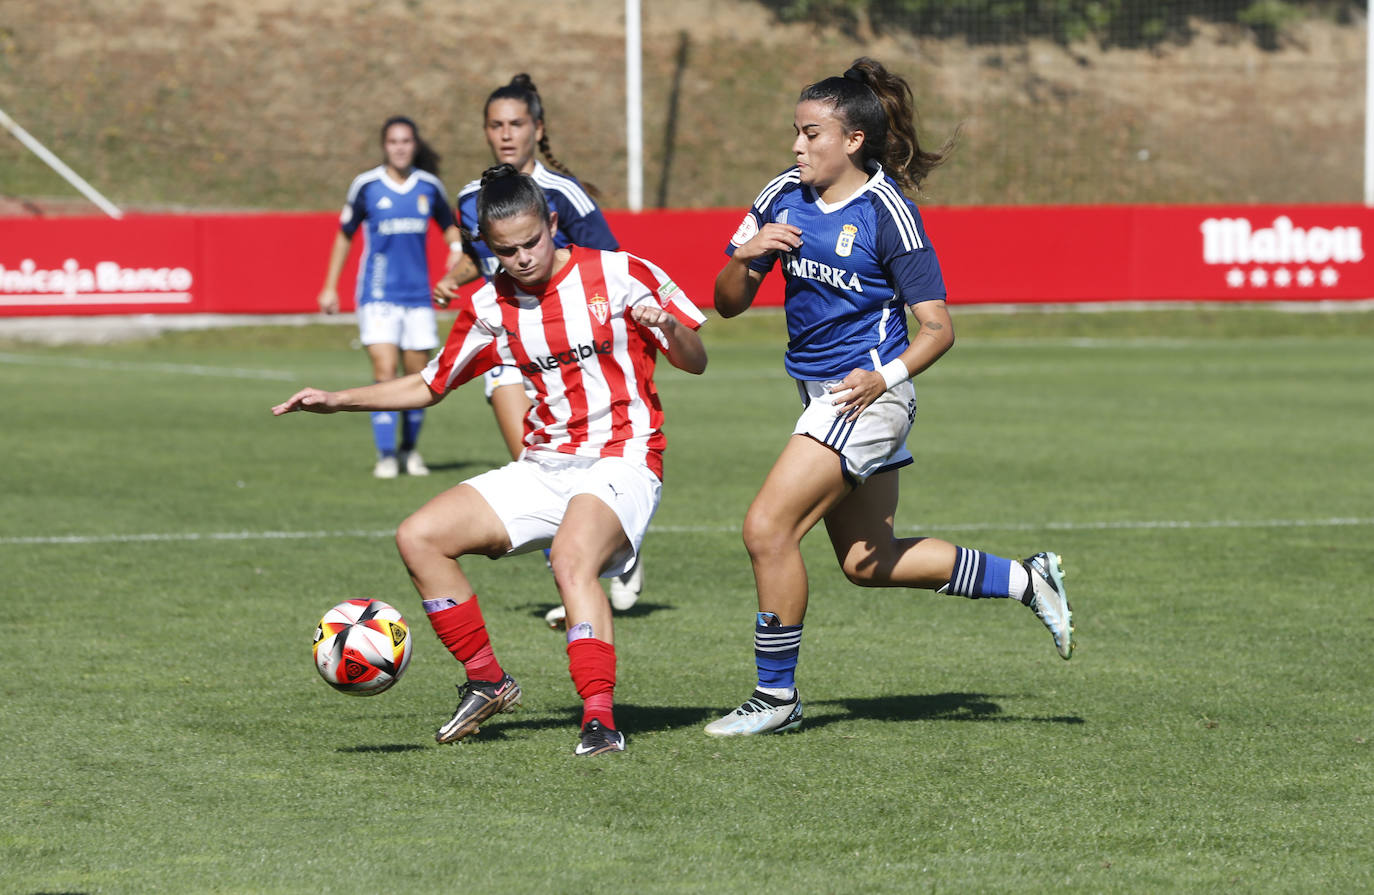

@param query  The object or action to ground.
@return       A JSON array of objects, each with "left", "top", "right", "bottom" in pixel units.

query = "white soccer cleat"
[
  {"left": 608, "top": 554, "right": 644, "bottom": 611},
  {"left": 401, "top": 450, "right": 429, "bottom": 476},
  {"left": 1022, "top": 551, "right": 1074, "bottom": 660},
  {"left": 544, "top": 604, "right": 568, "bottom": 630},
  {"left": 373, "top": 455, "right": 399, "bottom": 479},
  {"left": 704, "top": 690, "right": 803, "bottom": 737}
]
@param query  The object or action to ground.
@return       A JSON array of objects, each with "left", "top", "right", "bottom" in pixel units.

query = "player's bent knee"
[
  {"left": 741, "top": 510, "right": 796, "bottom": 561},
  {"left": 841, "top": 562, "right": 879, "bottom": 587},
  {"left": 395, "top": 511, "right": 464, "bottom": 562},
  {"left": 838, "top": 547, "right": 893, "bottom": 587},
  {"left": 547, "top": 550, "right": 600, "bottom": 592}
]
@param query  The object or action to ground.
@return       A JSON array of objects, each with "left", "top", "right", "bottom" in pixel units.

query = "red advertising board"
[
  {"left": 0, "top": 217, "right": 200, "bottom": 315},
  {"left": 1129, "top": 205, "right": 1373, "bottom": 302},
  {"left": 1, "top": 204, "right": 1369, "bottom": 317}
]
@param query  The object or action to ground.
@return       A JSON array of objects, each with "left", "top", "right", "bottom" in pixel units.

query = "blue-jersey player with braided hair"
[{"left": 705, "top": 57, "right": 1077, "bottom": 738}]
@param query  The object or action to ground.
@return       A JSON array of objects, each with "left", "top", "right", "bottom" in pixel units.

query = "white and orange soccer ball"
[{"left": 312, "top": 599, "right": 413, "bottom": 696}]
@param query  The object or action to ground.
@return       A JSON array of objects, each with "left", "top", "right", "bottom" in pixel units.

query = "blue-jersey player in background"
[
  {"left": 434, "top": 75, "right": 642, "bottom": 626},
  {"left": 438, "top": 74, "right": 618, "bottom": 462},
  {"left": 317, "top": 115, "right": 464, "bottom": 479},
  {"left": 705, "top": 58, "right": 1077, "bottom": 738}
]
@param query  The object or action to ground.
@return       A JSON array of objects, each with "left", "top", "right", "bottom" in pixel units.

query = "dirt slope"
[{"left": 0, "top": 1, "right": 1363, "bottom": 212}]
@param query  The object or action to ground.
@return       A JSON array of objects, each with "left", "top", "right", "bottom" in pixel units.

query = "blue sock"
[
  {"left": 370, "top": 411, "right": 397, "bottom": 457},
  {"left": 400, "top": 409, "right": 425, "bottom": 452},
  {"left": 943, "top": 546, "right": 1014, "bottom": 599},
  {"left": 754, "top": 612, "right": 802, "bottom": 694}
]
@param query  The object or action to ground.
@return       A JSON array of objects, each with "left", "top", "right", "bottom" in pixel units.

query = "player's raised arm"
[{"left": 272, "top": 373, "right": 441, "bottom": 416}]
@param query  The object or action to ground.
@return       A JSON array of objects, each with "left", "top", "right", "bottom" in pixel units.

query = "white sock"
[
  {"left": 756, "top": 685, "right": 795, "bottom": 701},
  {"left": 1008, "top": 561, "right": 1030, "bottom": 602}
]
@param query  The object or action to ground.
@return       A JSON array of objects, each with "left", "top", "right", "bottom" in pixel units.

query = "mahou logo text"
[{"left": 1201, "top": 216, "right": 1363, "bottom": 266}]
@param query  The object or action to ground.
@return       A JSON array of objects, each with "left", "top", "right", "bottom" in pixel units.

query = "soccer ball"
[{"left": 312, "top": 599, "right": 413, "bottom": 696}]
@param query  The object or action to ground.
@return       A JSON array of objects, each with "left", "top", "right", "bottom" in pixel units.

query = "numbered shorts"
[
  {"left": 463, "top": 451, "right": 661, "bottom": 578},
  {"left": 794, "top": 377, "right": 917, "bottom": 485},
  {"left": 357, "top": 301, "right": 439, "bottom": 351},
  {"left": 482, "top": 364, "right": 535, "bottom": 400}
]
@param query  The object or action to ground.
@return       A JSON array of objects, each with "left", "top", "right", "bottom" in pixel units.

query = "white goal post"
[{"left": 1366, "top": 0, "right": 1373, "bottom": 204}]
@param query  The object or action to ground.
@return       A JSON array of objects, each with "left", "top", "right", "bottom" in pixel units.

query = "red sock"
[
  {"left": 567, "top": 638, "right": 617, "bottom": 730},
  {"left": 425, "top": 596, "right": 504, "bottom": 683}
]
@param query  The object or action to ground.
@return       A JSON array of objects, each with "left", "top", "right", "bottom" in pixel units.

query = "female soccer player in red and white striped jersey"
[
  {"left": 435, "top": 75, "right": 644, "bottom": 627},
  {"left": 274, "top": 164, "right": 706, "bottom": 756}
]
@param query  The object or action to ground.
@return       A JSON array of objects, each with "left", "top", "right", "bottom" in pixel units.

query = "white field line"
[
  {"left": 4, "top": 516, "right": 1372, "bottom": 547},
  {"left": 0, "top": 351, "right": 298, "bottom": 381}
]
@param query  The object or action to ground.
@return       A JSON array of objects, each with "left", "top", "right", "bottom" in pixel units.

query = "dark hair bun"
[{"left": 480, "top": 163, "right": 519, "bottom": 186}]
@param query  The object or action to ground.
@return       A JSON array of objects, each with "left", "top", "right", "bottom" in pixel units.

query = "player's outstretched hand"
[{"left": 272, "top": 388, "right": 340, "bottom": 416}]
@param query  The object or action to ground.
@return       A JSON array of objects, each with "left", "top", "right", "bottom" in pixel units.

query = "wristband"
[
  {"left": 879, "top": 358, "right": 909, "bottom": 390},
  {"left": 448, "top": 241, "right": 463, "bottom": 252}
]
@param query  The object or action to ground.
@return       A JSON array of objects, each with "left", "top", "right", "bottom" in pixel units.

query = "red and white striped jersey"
[{"left": 422, "top": 245, "right": 705, "bottom": 479}]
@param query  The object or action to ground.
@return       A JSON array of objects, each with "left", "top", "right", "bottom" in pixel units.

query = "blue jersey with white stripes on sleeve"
[
  {"left": 724, "top": 162, "right": 946, "bottom": 381},
  {"left": 456, "top": 160, "right": 618, "bottom": 280},
  {"left": 339, "top": 166, "right": 456, "bottom": 307}
]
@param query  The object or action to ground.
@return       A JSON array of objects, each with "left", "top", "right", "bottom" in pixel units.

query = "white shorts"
[
  {"left": 793, "top": 378, "right": 917, "bottom": 484},
  {"left": 357, "top": 302, "right": 439, "bottom": 351},
  {"left": 482, "top": 365, "right": 534, "bottom": 400},
  {"left": 463, "top": 451, "right": 661, "bottom": 577}
]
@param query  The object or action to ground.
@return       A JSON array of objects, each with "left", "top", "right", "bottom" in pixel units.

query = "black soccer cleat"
[
  {"left": 574, "top": 719, "right": 626, "bottom": 756},
  {"left": 435, "top": 673, "right": 522, "bottom": 744}
]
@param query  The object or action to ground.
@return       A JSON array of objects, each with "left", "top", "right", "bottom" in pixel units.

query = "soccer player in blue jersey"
[
  {"left": 433, "top": 75, "right": 643, "bottom": 624},
  {"left": 317, "top": 116, "right": 465, "bottom": 479},
  {"left": 704, "top": 58, "right": 1075, "bottom": 738}
]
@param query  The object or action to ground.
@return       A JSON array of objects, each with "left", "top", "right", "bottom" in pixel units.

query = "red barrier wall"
[{"left": 1, "top": 204, "right": 1368, "bottom": 317}]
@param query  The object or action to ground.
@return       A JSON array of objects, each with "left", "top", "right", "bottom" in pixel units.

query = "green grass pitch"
[{"left": 1, "top": 307, "right": 1371, "bottom": 893}]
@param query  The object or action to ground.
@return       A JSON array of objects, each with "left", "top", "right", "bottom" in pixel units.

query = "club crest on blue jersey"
[
  {"left": 835, "top": 223, "right": 858, "bottom": 258},
  {"left": 417, "top": 194, "right": 429, "bottom": 215}
]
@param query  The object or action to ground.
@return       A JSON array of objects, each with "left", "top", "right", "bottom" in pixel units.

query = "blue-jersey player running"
[
  {"left": 704, "top": 58, "right": 1077, "bottom": 738},
  {"left": 434, "top": 75, "right": 643, "bottom": 626},
  {"left": 317, "top": 116, "right": 464, "bottom": 479}
]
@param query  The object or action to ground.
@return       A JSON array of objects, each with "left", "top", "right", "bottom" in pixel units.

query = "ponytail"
[{"left": 799, "top": 57, "right": 957, "bottom": 194}]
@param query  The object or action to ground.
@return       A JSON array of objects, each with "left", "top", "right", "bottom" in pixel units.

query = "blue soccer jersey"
[
  {"left": 339, "top": 166, "right": 456, "bottom": 307},
  {"left": 725, "top": 163, "right": 946, "bottom": 381},
  {"left": 457, "top": 160, "right": 618, "bottom": 280}
]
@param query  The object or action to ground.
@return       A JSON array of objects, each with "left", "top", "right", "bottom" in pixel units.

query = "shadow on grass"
[
  {"left": 608, "top": 694, "right": 1084, "bottom": 734},
  {"left": 332, "top": 694, "right": 1083, "bottom": 751},
  {"left": 806, "top": 692, "right": 1085, "bottom": 728}
]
